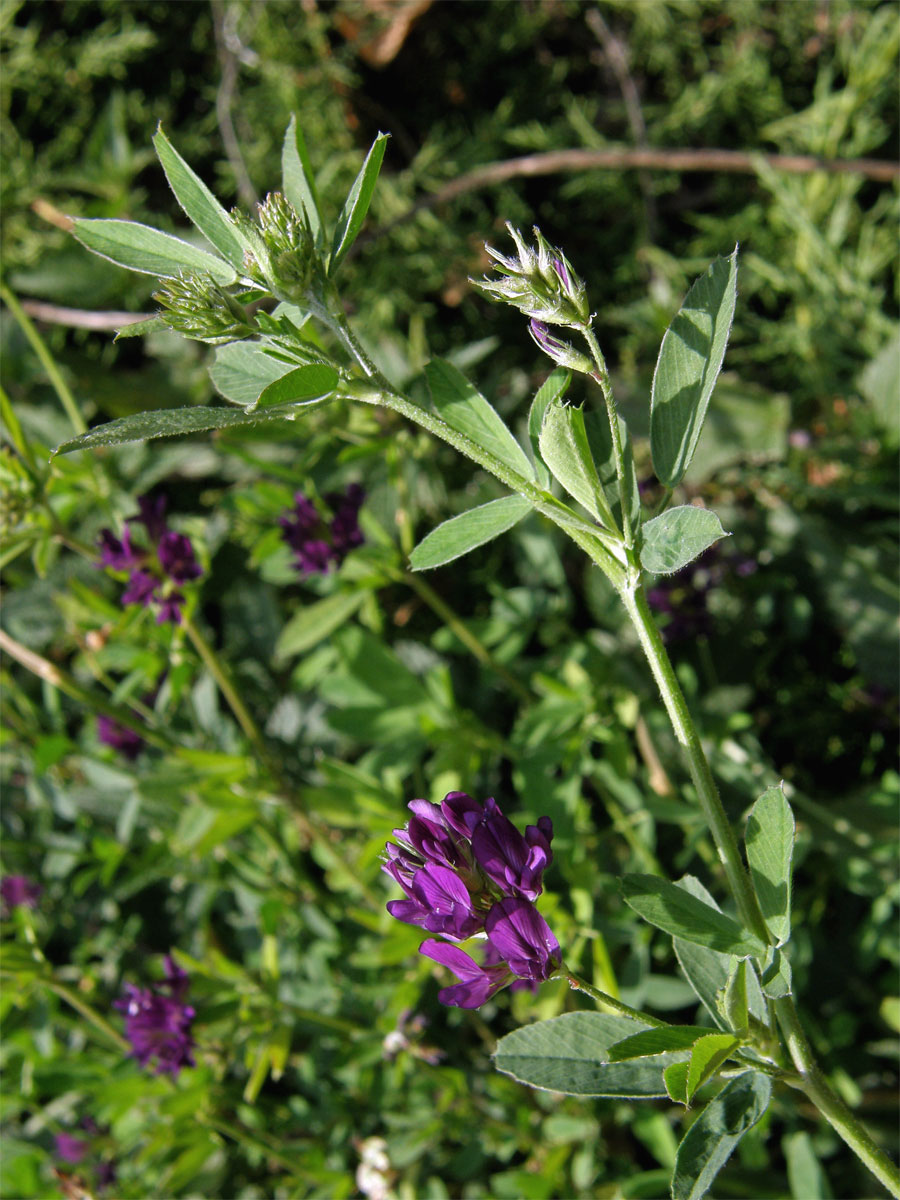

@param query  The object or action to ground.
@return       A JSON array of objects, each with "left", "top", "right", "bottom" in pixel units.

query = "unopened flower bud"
[
  {"left": 472, "top": 222, "right": 590, "bottom": 329},
  {"left": 256, "top": 191, "right": 317, "bottom": 300},
  {"left": 154, "top": 273, "right": 254, "bottom": 344},
  {"left": 528, "top": 319, "right": 594, "bottom": 373}
]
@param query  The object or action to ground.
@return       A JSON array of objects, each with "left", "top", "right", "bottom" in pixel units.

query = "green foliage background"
[{"left": 1, "top": 2, "right": 897, "bottom": 1196}]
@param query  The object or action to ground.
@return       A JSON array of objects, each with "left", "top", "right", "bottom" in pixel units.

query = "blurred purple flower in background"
[
  {"left": 115, "top": 955, "right": 196, "bottom": 1076},
  {"left": 97, "top": 494, "right": 202, "bottom": 625},
  {"left": 384, "top": 792, "right": 560, "bottom": 1008},
  {"left": 0, "top": 875, "right": 42, "bottom": 912},
  {"left": 280, "top": 484, "right": 364, "bottom": 576},
  {"left": 54, "top": 1132, "right": 88, "bottom": 1164},
  {"left": 96, "top": 715, "right": 145, "bottom": 761}
]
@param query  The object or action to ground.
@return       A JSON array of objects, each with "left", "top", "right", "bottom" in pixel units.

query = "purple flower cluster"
[
  {"left": 54, "top": 1119, "right": 117, "bottom": 1190},
  {"left": 384, "top": 792, "right": 560, "bottom": 1008},
  {"left": 280, "top": 484, "right": 364, "bottom": 576},
  {"left": 114, "top": 955, "right": 196, "bottom": 1076},
  {"left": 97, "top": 494, "right": 202, "bottom": 625},
  {"left": 96, "top": 714, "right": 145, "bottom": 761},
  {"left": 0, "top": 875, "right": 42, "bottom": 913}
]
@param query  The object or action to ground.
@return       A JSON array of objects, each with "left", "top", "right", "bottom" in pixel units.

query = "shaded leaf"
[
  {"left": 665, "top": 1061, "right": 689, "bottom": 1105},
  {"left": 584, "top": 408, "right": 641, "bottom": 536},
  {"left": 671, "top": 1072, "right": 772, "bottom": 1200},
  {"left": 640, "top": 506, "right": 729, "bottom": 576},
  {"left": 607, "top": 1026, "right": 710, "bottom": 1062},
  {"left": 409, "top": 495, "right": 532, "bottom": 571},
  {"left": 672, "top": 878, "right": 768, "bottom": 1029},
  {"left": 621, "top": 874, "right": 767, "bottom": 957},
  {"left": 426, "top": 358, "right": 534, "bottom": 481},
  {"left": 209, "top": 342, "right": 300, "bottom": 408},
  {"left": 760, "top": 946, "right": 793, "bottom": 998},
  {"left": 72, "top": 218, "right": 236, "bottom": 284},
  {"left": 255, "top": 364, "right": 339, "bottom": 408},
  {"left": 539, "top": 400, "right": 616, "bottom": 527},
  {"left": 719, "top": 958, "right": 749, "bottom": 1036},
  {"left": 651, "top": 248, "right": 738, "bottom": 487},
  {"left": 745, "top": 784, "right": 794, "bottom": 946},
  {"left": 329, "top": 133, "right": 389, "bottom": 273},
  {"left": 686, "top": 1033, "right": 740, "bottom": 1103},
  {"left": 528, "top": 368, "right": 570, "bottom": 487}
]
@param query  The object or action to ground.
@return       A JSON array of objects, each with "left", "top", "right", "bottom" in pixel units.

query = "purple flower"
[
  {"left": 97, "top": 494, "right": 202, "bottom": 626},
  {"left": 155, "top": 590, "right": 186, "bottom": 625},
  {"left": 471, "top": 797, "right": 553, "bottom": 902},
  {"left": 55, "top": 1132, "right": 88, "bottom": 1164},
  {"left": 157, "top": 531, "right": 202, "bottom": 584},
  {"left": 128, "top": 493, "right": 169, "bottom": 542},
  {"left": 419, "top": 939, "right": 510, "bottom": 1008},
  {"left": 121, "top": 569, "right": 159, "bottom": 607},
  {"left": 0, "top": 875, "right": 42, "bottom": 912},
  {"left": 280, "top": 486, "right": 365, "bottom": 577},
  {"left": 97, "top": 715, "right": 145, "bottom": 761},
  {"left": 528, "top": 319, "right": 593, "bottom": 373},
  {"left": 386, "top": 861, "right": 483, "bottom": 941},
  {"left": 485, "top": 897, "right": 560, "bottom": 983},
  {"left": 97, "top": 527, "right": 140, "bottom": 570},
  {"left": 114, "top": 955, "right": 195, "bottom": 1076},
  {"left": 326, "top": 484, "right": 365, "bottom": 554},
  {"left": 385, "top": 792, "right": 559, "bottom": 1008}
]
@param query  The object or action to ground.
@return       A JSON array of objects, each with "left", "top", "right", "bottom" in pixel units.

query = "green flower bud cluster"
[
  {"left": 472, "top": 223, "right": 590, "bottom": 330},
  {"left": 154, "top": 273, "right": 255, "bottom": 344},
  {"left": 254, "top": 192, "right": 317, "bottom": 301}
]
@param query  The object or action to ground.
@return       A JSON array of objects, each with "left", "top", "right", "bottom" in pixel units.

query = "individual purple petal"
[
  {"left": 419, "top": 939, "right": 509, "bottom": 1008},
  {"left": 0, "top": 875, "right": 42, "bottom": 912},
  {"left": 128, "top": 494, "right": 168, "bottom": 542},
  {"left": 121, "top": 570, "right": 159, "bottom": 607},
  {"left": 328, "top": 485, "right": 365, "bottom": 555},
  {"left": 97, "top": 526, "right": 140, "bottom": 570},
  {"left": 440, "top": 791, "right": 484, "bottom": 838},
  {"left": 294, "top": 539, "right": 336, "bottom": 576},
  {"left": 485, "top": 897, "right": 560, "bottom": 982},
  {"left": 388, "top": 862, "right": 482, "bottom": 940},
  {"left": 157, "top": 530, "right": 202, "bottom": 584},
  {"left": 54, "top": 1132, "right": 88, "bottom": 1164},
  {"left": 412, "top": 862, "right": 482, "bottom": 940},
  {"left": 155, "top": 591, "right": 185, "bottom": 625},
  {"left": 552, "top": 256, "right": 571, "bottom": 291},
  {"left": 471, "top": 797, "right": 552, "bottom": 901},
  {"left": 97, "top": 715, "right": 144, "bottom": 761}
]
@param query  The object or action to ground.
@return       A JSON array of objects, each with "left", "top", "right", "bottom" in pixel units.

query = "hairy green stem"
[
  {"left": 581, "top": 324, "right": 634, "bottom": 550},
  {"left": 776, "top": 995, "right": 900, "bottom": 1197},
  {"left": 560, "top": 966, "right": 667, "bottom": 1027},
  {"left": 619, "top": 584, "right": 770, "bottom": 946}
]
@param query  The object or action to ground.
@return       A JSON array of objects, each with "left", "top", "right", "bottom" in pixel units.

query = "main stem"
[
  {"left": 619, "top": 583, "right": 769, "bottom": 945},
  {"left": 776, "top": 995, "right": 900, "bottom": 1197}
]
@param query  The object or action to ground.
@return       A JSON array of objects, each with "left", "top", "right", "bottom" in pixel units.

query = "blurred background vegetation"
[{"left": 1, "top": 2, "right": 897, "bottom": 1197}]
